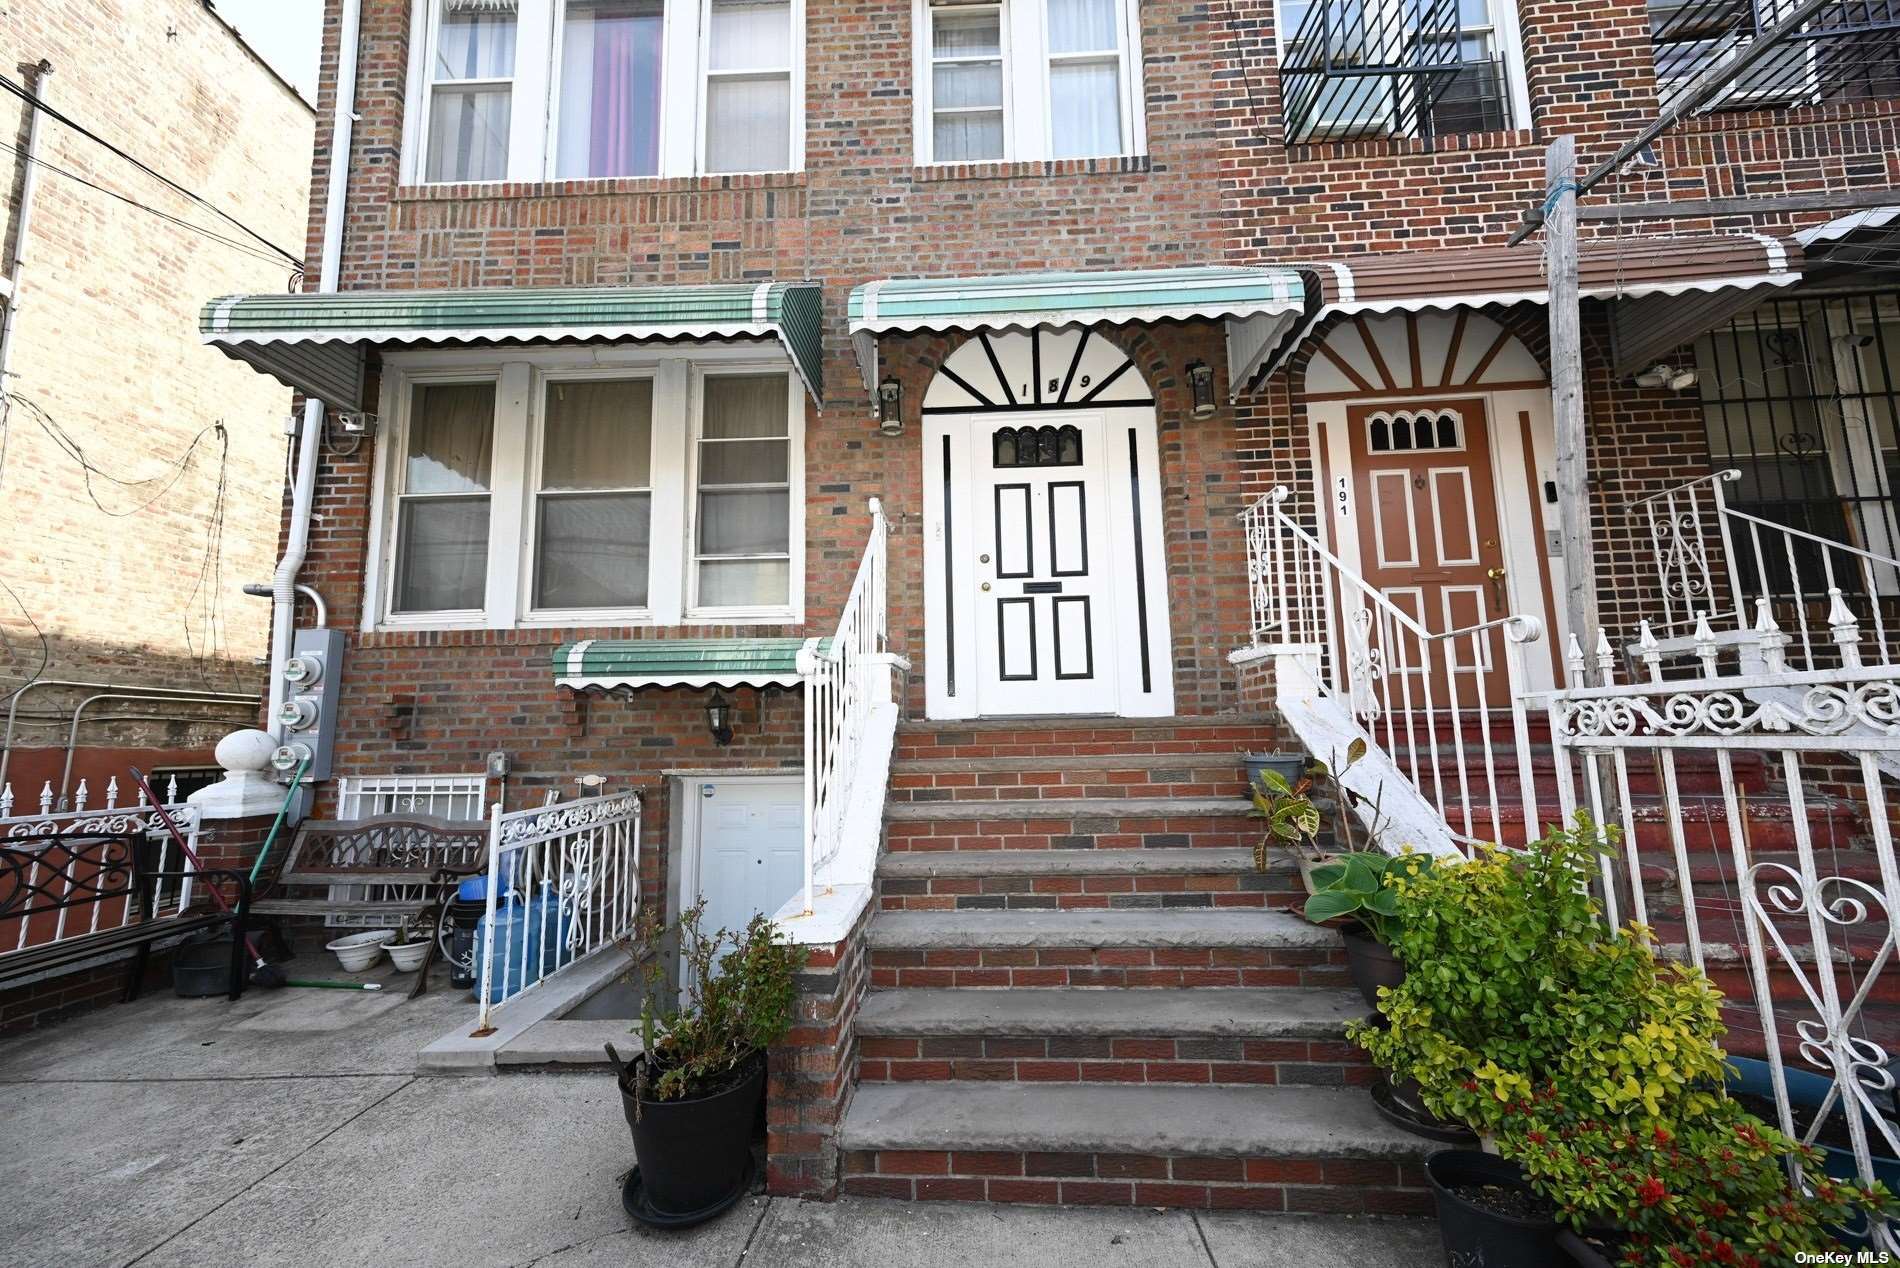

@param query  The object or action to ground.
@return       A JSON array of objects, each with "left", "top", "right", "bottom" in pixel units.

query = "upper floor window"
[
  {"left": 1275, "top": 0, "right": 1527, "bottom": 144},
  {"left": 1648, "top": 0, "right": 1900, "bottom": 114},
  {"left": 406, "top": 0, "right": 805, "bottom": 184},
  {"left": 913, "top": 0, "right": 1146, "bottom": 165}
]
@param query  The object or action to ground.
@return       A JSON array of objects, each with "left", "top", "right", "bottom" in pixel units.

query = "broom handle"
[{"left": 129, "top": 767, "right": 268, "bottom": 964}]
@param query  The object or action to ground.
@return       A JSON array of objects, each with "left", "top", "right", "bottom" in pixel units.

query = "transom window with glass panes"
[
  {"left": 379, "top": 354, "right": 802, "bottom": 628},
  {"left": 408, "top": 0, "right": 802, "bottom": 184},
  {"left": 917, "top": 0, "right": 1144, "bottom": 164}
]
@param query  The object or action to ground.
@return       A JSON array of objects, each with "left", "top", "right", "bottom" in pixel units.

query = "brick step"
[
  {"left": 890, "top": 753, "right": 1251, "bottom": 804},
  {"left": 838, "top": 1082, "right": 1434, "bottom": 1213},
  {"left": 876, "top": 847, "right": 1292, "bottom": 911},
  {"left": 895, "top": 715, "right": 1280, "bottom": 762},
  {"left": 885, "top": 797, "right": 1255, "bottom": 853},
  {"left": 1389, "top": 755, "right": 1764, "bottom": 799},
  {"left": 1431, "top": 795, "right": 1864, "bottom": 854},
  {"left": 867, "top": 909, "right": 1347, "bottom": 990},
  {"left": 857, "top": 987, "right": 1372, "bottom": 1087}
]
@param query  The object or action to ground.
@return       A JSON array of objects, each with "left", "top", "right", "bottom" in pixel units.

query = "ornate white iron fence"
[
  {"left": 1543, "top": 620, "right": 1900, "bottom": 1253},
  {"left": 0, "top": 776, "right": 201, "bottom": 953},
  {"left": 796, "top": 497, "right": 903, "bottom": 918},
  {"left": 473, "top": 789, "right": 641, "bottom": 1032},
  {"left": 1241, "top": 486, "right": 1548, "bottom": 852}
]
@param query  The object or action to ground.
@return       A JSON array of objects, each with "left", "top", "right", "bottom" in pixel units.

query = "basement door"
[
  {"left": 687, "top": 776, "right": 803, "bottom": 943},
  {"left": 1346, "top": 398, "right": 1514, "bottom": 703}
]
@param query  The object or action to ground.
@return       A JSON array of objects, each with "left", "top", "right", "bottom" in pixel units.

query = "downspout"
[
  {"left": 0, "top": 60, "right": 52, "bottom": 386},
  {"left": 269, "top": 0, "right": 362, "bottom": 738}
]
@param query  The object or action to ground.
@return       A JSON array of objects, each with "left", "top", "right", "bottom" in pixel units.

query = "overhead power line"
[{"left": 0, "top": 73, "right": 305, "bottom": 270}]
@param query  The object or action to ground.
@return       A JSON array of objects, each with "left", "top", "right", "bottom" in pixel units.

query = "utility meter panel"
[{"left": 274, "top": 627, "right": 346, "bottom": 781}]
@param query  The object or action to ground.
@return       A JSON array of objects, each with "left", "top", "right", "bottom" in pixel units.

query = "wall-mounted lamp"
[
  {"left": 1187, "top": 361, "right": 1216, "bottom": 418},
  {"left": 877, "top": 377, "right": 904, "bottom": 436},
  {"left": 705, "top": 689, "right": 734, "bottom": 747},
  {"left": 1632, "top": 363, "right": 1698, "bottom": 392}
]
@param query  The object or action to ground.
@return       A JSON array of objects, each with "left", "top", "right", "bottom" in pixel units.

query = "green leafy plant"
[
  {"left": 630, "top": 900, "right": 807, "bottom": 1105},
  {"left": 1301, "top": 849, "right": 1433, "bottom": 942},
  {"left": 1249, "top": 762, "right": 1324, "bottom": 872}
]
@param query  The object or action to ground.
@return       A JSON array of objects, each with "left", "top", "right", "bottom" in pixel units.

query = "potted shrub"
[
  {"left": 1424, "top": 1147, "right": 1559, "bottom": 1266},
  {"left": 1303, "top": 849, "right": 1431, "bottom": 1008},
  {"left": 610, "top": 902, "right": 805, "bottom": 1228}
]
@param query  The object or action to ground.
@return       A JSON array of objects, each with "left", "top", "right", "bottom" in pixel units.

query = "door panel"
[{"left": 694, "top": 779, "right": 803, "bottom": 946}]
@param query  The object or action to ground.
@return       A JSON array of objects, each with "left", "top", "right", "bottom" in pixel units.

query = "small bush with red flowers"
[{"left": 1351, "top": 813, "right": 1894, "bottom": 1266}]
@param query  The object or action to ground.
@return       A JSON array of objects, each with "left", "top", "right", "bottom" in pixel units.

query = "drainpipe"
[
  {"left": 268, "top": 0, "right": 361, "bottom": 739},
  {"left": 0, "top": 60, "right": 52, "bottom": 387}
]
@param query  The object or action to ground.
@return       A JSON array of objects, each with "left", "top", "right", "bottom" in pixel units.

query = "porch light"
[
  {"left": 706, "top": 689, "right": 734, "bottom": 747},
  {"left": 877, "top": 377, "right": 903, "bottom": 435},
  {"left": 1187, "top": 361, "right": 1216, "bottom": 418},
  {"left": 1633, "top": 363, "right": 1698, "bottom": 392}
]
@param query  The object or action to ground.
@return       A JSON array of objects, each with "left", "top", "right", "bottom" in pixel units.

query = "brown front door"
[{"left": 1346, "top": 398, "right": 1512, "bottom": 707}]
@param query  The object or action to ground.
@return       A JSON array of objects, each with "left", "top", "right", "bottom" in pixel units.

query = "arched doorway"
[{"left": 920, "top": 328, "right": 1174, "bottom": 719}]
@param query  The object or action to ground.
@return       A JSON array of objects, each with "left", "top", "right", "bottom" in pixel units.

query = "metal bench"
[
  {"left": 252, "top": 814, "right": 488, "bottom": 928},
  {"left": 0, "top": 831, "right": 252, "bottom": 1002}
]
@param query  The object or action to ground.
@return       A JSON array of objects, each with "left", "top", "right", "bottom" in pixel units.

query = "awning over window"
[
  {"left": 1256, "top": 233, "right": 1802, "bottom": 383},
  {"left": 200, "top": 282, "right": 826, "bottom": 409},
  {"left": 553, "top": 638, "right": 825, "bottom": 690},
  {"left": 847, "top": 266, "right": 1310, "bottom": 405}
]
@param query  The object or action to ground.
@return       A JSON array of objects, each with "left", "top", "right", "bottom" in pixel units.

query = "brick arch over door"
[{"left": 1303, "top": 310, "right": 1548, "bottom": 399}]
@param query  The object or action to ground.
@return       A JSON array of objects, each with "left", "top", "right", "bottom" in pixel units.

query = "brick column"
[{"left": 765, "top": 900, "right": 875, "bottom": 1198}]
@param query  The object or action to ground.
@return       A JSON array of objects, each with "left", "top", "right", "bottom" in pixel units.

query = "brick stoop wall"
[{"left": 765, "top": 898, "right": 874, "bottom": 1198}]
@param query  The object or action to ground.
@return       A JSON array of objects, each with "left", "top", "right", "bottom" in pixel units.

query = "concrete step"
[
  {"left": 867, "top": 909, "right": 1346, "bottom": 991},
  {"left": 876, "top": 847, "right": 1292, "bottom": 911},
  {"left": 856, "top": 987, "right": 1373, "bottom": 1087},
  {"left": 885, "top": 796, "right": 1255, "bottom": 853},
  {"left": 838, "top": 1082, "right": 1433, "bottom": 1213}
]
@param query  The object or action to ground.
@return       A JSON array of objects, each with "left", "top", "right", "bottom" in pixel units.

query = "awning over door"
[
  {"left": 847, "top": 266, "right": 1309, "bottom": 405},
  {"left": 553, "top": 638, "right": 826, "bottom": 690},
  {"left": 1257, "top": 233, "right": 1802, "bottom": 382},
  {"left": 200, "top": 282, "right": 826, "bottom": 409}
]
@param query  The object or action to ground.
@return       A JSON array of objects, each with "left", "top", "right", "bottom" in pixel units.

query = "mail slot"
[{"left": 1022, "top": 581, "right": 1063, "bottom": 594}]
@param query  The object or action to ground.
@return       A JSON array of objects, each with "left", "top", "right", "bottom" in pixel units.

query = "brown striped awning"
[{"left": 1254, "top": 233, "right": 1802, "bottom": 385}]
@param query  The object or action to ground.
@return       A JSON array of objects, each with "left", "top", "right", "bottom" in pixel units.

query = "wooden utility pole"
[{"left": 1545, "top": 134, "right": 1597, "bottom": 658}]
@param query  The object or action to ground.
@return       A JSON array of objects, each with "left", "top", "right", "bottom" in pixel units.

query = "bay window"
[
  {"left": 913, "top": 0, "right": 1144, "bottom": 165},
  {"left": 405, "top": 0, "right": 805, "bottom": 182},
  {"left": 373, "top": 352, "right": 802, "bottom": 628}
]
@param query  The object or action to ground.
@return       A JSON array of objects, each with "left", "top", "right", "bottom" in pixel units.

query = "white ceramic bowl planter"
[
  {"left": 385, "top": 940, "right": 429, "bottom": 972},
  {"left": 326, "top": 929, "right": 395, "bottom": 972}
]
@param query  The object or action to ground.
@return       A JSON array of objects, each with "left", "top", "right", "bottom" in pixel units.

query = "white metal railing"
[
  {"left": 1631, "top": 468, "right": 1900, "bottom": 671},
  {"left": 1242, "top": 486, "right": 1548, "bottom": 851},
  {"left": 473, "top": 789, "right": 641, "bottom": 1032},
  {"left": 1544, "top": 617, "right": 1900, "bottom": 1253},
  {"left": 795, "top": 497, "right": 902, "bottom": 919},
  {"left": 0, "top": 776, "right": 201, "bottom": 955}
]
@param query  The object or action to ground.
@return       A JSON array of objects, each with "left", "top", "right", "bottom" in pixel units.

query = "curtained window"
[
  {"left": 1046, "top": 0, "right": 1121, "bottom": 158},
  {"left": 704, "top": 0, "right": 793, "bottom": 172},
  {"left": 557, "top": 0, "right": 665, "bottom": 178},
  {"left": 395, "top": 382, "right": 496, "bottom": 613},
  {"left": 533, "top": 379, "right": 655, "bottom": 609},
  {"left": 426, "top": 0, "right": 518, "bottom": 182},
  {"left": 694, "top": 375, "right": 792, "bottom": 608},
  {"left": 931, "top": 8, "right": 1005, "bottom": 161}
]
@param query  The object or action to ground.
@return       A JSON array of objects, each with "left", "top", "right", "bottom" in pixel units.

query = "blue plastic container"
[{"left": 475, "top": 888, "right": 576, "bottom": 1005}]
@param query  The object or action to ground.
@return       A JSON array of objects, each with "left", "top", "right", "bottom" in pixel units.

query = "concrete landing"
[
  {"left": 867, "top": 908, "right": 1334, "bottom": 950},
  {"left": 857, "top": 987, "right": 1367, "bottom": 1039}
]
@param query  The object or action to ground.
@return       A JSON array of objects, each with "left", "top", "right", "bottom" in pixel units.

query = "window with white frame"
[
  {"left": 914, "top": 0, "right": 1144, "bottom": 165},
  {"left": 374, "top": 352, "right": 803, "bottom": 628},
  {"left": 407, "top": 0, "right": 804, "bottom": 183}
]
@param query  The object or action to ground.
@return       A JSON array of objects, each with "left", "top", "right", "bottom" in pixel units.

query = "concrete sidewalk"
[{"left": 0, "top": 969, "right": 1442, "bottom": 1268}]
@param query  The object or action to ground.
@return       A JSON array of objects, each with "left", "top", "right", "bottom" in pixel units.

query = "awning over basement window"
[
  {"left": 553, "top": 638, "right": 827, "bottom": 691},
  {"left": 1257, "top": 233, "right": 1802, "bottom": 382},
  {"left": 200, "top": 282, "right": 825, "bottom": 409},
  {"left": 847, "top": 266, "right": 1309, "bottom": 405}
]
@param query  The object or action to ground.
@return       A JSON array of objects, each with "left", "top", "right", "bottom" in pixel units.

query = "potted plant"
[
  {"left": 1250, "top": 739, "right": 1386, "bottom": 896},
  {"left": 1303, "top": 848, "right": 1430, "bottom": 1008},
  {"left": 384, "top": 911, "right": 434, "bottom": 973},
  {"left": 610, "top": 902, "right": 805, "bottom": 1228}
]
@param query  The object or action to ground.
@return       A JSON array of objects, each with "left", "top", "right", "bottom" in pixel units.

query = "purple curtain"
[{"left": 589, "top": 8, "right": 661, "bottom": 177}]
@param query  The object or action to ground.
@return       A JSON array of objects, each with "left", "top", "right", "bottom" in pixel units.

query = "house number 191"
[{"left": 1334, "top": 475, "right": 1351, "bottom": 518}]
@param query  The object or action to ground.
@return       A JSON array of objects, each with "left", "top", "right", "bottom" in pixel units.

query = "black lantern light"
[
  {"left": 877, "top": 376, "right": 903, "bottom": 435},
  {"left": 1187, "top": 361, "right": 1216, "bottom": 418},
  {"left": 706, "top": 689, "right": 734, "bottom": 747}
]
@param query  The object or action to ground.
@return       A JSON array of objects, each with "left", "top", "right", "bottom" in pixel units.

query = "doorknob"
[{"left": 1485, "top": 567, "right": 1506, "bottom": 580}]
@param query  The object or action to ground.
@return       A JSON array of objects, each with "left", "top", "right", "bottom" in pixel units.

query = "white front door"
[
  {"left": 691, "top": 777, "right": 803, "bottom": 943},
  {"left": 969, "top": 415, "right": 1119, "bottom": 715}
]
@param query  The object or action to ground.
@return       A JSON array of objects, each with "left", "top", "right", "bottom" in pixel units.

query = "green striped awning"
[
  {"left": 201, "top": 282, "right": 825, "bottom": 409},
  {"left": 846, "top": 266, "right": 1309, "bottom": 404},
  {"left": 553, "top": 638, "right": 829, "bottom": 690}
]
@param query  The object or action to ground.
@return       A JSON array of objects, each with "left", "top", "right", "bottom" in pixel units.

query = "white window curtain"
[
  {"left": 931, "top": 8, "right": 1005, "bottom": 161},
  {"left": 396, "top": 383, "right": 496, "bottom": 612},
  {"left": 534, "top": 379, "right": 654, "bottom": 609},
  {"left": 695, "top": 375, "right": 791, "bottom": 607},
  {"left": 1046, "top": 0, "right": 1121, "bottom": 158},
  {"left": 704, "top": 0, "right": 793, "bottom": 172},
  {"left": 558, "top": 0, "right": 666, "bottom": 178},
  {"left": 428, "top": 0, "right": 518, "bottom": 181}
]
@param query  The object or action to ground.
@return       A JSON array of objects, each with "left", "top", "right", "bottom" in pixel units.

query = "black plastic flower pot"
[
  {"left": 1339, "top": 923, "right": 1404, "bottom": 1009},
  {"left": 619, "top": 1053, "right": 762, "bottom": 1225},
  {"left": 1425, "top": 1149, "right": 1560, "bottom": 1268}
]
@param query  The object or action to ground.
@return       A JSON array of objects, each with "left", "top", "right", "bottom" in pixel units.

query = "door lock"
[
  {"left": 980, "top": 553, "right": 991, "bottom": 564},
  {"left": 981, "top": 582, "right": 992, "bottom": 592}
]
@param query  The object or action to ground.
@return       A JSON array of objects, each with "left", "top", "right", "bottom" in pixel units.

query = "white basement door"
[{"left": 692, "top": 776, "right": 804, "bottom": 943}]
